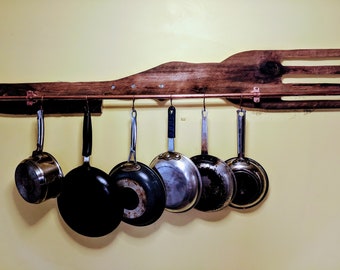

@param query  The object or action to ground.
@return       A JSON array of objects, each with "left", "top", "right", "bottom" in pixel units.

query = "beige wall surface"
[{"left": 1, "top": 1, "right": 340, "bottom": 269}]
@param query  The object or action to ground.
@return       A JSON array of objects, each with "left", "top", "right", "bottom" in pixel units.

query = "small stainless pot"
[{"left": 15, "top": 109, "right": 63, "bottom": 204}]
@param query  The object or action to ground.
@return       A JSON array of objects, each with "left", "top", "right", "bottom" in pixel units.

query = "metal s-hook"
[
  {"left": 202, "top": 95, "right": 208, "bottom": 119},
  {"left": 132, "top": 97, "right": 136, "bottom": 111},
  {"left": 203, "top": 94, "right": 206, "bottom": 112},
  {"left": 84, "top": 96, "right": 90, "bottom": 112},
  {"left": 40, "top": 96, "right": 44, "bottom": 110},
  {"left": 239, "top": 95, "right": 244, "bottom": 110}
]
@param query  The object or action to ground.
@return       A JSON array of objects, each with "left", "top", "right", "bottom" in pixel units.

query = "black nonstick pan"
[
  {"left": 150, "top": 105, "right": 202, "bottom": 213},
  {"left": 15, "top": 108, "right": 63, "bottom": 204},
  {"left": 57, "top": 104, "right": 123, "bottom": 237},
  {"left": 225, "top": 109, "right": 269, "bottom": 209},
  {"left": 109, "top": 107, "right": 166, "bottom": 226},
  {"left": 191, "top": 107, "right": 235, "bottom": 211}
]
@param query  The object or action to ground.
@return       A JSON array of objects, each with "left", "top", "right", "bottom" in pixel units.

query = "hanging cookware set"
[
  {"left": 11, "top": 48, "right": 340, "bottom": 236},
  {"left": 14, "top": 101, "right": 269, "bottom": 237}
]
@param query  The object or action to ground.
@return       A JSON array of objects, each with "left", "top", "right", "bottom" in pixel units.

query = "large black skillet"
[
  {"left": 226, "top": 109, "right": 269, "bottom": 209},
  {"left": 57, "top": 104, "right": 123, "bottom": 237},
  {"left": 109, "top": 107, "right": 166, "bottom": 226}
]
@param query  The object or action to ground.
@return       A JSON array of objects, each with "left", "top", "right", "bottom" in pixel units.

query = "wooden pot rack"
[{"left": 1, "top": 49, "right": 340, "bottom": 114}]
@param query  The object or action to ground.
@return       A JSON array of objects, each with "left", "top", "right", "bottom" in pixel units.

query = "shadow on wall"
[
  {"left": 12, "top": 184, "right": 55, "bottom": 226},
  {"left": 12, "top": 180, "right": 269, "bottom": 248}
]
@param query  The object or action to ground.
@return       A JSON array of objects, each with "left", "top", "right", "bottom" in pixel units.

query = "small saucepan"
[
  {"left": 15, "top": 109, "right": 63, "bottom": 204},
  {"left": 110, "top": 107, "right": 166, "bottom": 226},
  {"left": 57, "top": 104, "right": 123, "bottom": 237},
  {"left": 191, "top": 107, "right": 236, "bottom": 211},
  {"left": 225, "top": 109, "right": 269, "bottom": 209},
  {"left": 150, "top": 105, "right": 202, "bottom": 213}
]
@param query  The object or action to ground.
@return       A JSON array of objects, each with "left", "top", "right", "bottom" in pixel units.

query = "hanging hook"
[
  {"left": 239, "top": 95, "right": 243, "bottom": 110},
  {"left": 84, "top": 96, "right": 90, "bottom": 112},
  {"left": 131, "top": 98, "right": 137, "bottom": 118},
  {"left": 40, "top": 96, "right": 44, "bottom": 110},
  {"left": 203, "top": 94, "right": 206, "bottom": 112},
  {"left": 202, "top": 94, "right": 207, "bottom": 118},
  {"left": 132, "top": 97, "right": 136, "bottom": 110}
]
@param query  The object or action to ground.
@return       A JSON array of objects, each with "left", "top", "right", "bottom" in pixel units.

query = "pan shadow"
[
  {"left": 192, "top": 207, "right": 233, "bottom": 222},
  {"left": 105, "top": 204, "right": 233, "bottom": 240},
  {"left": 12, "top": 183, "right": 55, "bottom": 226},
  {"left": 56, "top": 212, "right": 120, "bottom": 249},
  {"left": 12, "top": 178, "right": 120, "bottom": 249},
  {"left": 119, "top": 220, "right": 163, "bottom": 238},
  {"left": 12, "top": 180, "right": 270, "bottom": 248},
  {"left": 161, "top": 205, "right": 232, "bottom": 227}
]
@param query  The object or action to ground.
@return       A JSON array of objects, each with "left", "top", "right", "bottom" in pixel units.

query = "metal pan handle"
[
  {"left": 201, "top": 108, "right": 208, "bottom": 155},
  {"left": 34, "top": 109, "right": 44, "bottom": 154},
  {"left": 128, "top": 108, "right": 138, "bottom": 163}
]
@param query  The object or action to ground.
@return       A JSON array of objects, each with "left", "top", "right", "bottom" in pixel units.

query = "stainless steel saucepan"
[{"left": 15, "top": 109, "right": 63, "bottom": 204}]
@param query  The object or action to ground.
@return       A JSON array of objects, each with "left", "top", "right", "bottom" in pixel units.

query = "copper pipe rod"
[
  {"left": 0, "top": 93, "right": 259, "bottom": 100},
  {"left": 1, "top": 92, "right": 338, "bottom": 101}
]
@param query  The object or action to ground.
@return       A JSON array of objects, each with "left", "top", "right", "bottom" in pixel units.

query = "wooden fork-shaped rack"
[{"left": 1, "top": 49, "right": 340, "bottom": 114}]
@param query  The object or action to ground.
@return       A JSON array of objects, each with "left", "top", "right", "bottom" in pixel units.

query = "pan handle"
[
  {"left": 127, "top": 108, "right": 137, "bottom": 163},
  {"left": 167, "top": 105, "right": 176, "bottom": 152},
  {"left": 201, "top": 108, "right": 208, "bottom": 155},
  {"left": 237, "top": 109, "right": 246, "bottom": 159},
  {"left": 33, "top": 109, "right": 44, "bottom": 155},
  {"left": 82, "top": 103, "right": 92, "bottom": 160}
]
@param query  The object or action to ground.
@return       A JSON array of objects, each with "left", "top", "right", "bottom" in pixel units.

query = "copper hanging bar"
[{"left": 0, "top": 92, "right": 271, "bottom": 100}]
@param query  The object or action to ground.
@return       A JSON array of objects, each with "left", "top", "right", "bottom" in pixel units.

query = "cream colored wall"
[{"left": 1, "top": 1, "right": 340, "bottom": 269}]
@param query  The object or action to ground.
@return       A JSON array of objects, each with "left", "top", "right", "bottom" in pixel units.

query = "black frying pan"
[
  {"left": 57, "top": 104, "right": 123, "bottom": 237},
  {"left": 191, "top": 107, "right": 235, "bottom": 211},
  {"left": 225, "top": 109, "right": 269, "bottom": 209},
  {"left": 109, "top": 108, "right": 165, "bottom": 226}
]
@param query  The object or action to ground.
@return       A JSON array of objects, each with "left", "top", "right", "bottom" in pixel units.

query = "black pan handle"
[
  {"left": 82, "top": 103, "right": 92, "bottom": 158},
  {"left": 237, "top": 109, "right": 246, "bottom": 159},
  {"left": 167, "top": 105, "right": 176, "bottom": 152}
]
